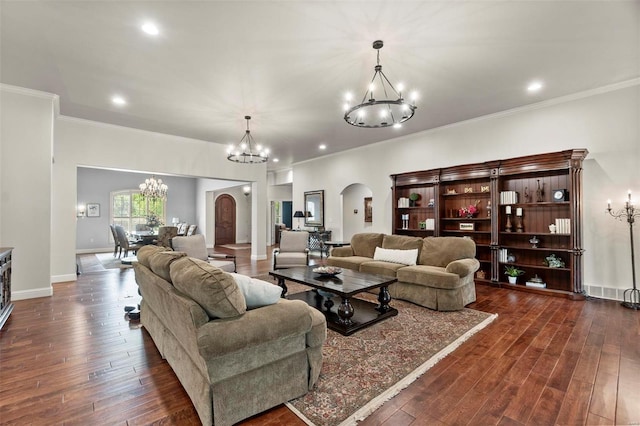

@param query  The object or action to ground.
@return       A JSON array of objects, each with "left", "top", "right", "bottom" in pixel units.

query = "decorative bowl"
[{"left": 312, "top": 266, "right": 342, "bottom": 276}]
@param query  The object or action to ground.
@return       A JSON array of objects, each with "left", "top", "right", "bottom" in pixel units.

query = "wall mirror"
[{"left": 304, "top": 190, "right": 324, "bottom": 228}]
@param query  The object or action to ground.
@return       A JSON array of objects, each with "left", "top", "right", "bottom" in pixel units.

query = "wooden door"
[{"left": 215, "top": 194, "right": 236, "bottom": 245}]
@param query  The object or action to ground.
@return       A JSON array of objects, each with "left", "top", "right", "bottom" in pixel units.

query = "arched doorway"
[
  {"left": 341, "top": 183, "right": 373, "bottom": 241},
  {"left": 215, "top": 194, "right": 236, "bottom": 246}
]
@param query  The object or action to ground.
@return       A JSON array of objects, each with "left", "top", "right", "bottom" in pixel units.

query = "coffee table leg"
[
  {"left": 377, "top": 286, "right": 392, "bottom": 313},
  {"left": 338, "top": 297, "right": 354, "bottom": 326},
  {"left": 276, "top": 277, "right": 288, "bottom": 298}
]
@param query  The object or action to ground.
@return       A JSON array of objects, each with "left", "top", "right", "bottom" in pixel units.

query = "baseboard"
[
  {"left": 76, "top": 248, "right": 112, "bottom": 254},
  {"left": 13, "top": 286, "right": 53, "bottom": 300},
  {"left": 52, "top": 274, "right": 77, "bottom": 283}
]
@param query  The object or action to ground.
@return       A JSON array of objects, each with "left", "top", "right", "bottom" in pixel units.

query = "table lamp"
[{"left": 294, "top": 211, "right": 305, "bottom": 230}]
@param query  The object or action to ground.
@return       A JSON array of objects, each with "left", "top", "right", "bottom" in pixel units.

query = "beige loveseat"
[
  {"left": 133, "top": 245, "right": 326, "bottom": 426},
  {"left": 327, "top": 233, "right": 479, "bottom": 311}
]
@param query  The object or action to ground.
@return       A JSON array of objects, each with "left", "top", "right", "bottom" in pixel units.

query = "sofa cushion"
[
  {"left": 373, "top": 247, "right": 418, "bottom": 266},
  {"left": 419, "top": 237, "right": 476, "bottom": 267},
  {"left": 137, "top": 244, "right": 169, "bottom": 268},
  {"left": 350, "top": 233, "right": 384, "bottom": 258},
  {"left": 148, "top": 251, "right": 187, "bottom": 282},
  {"left": 230, "top": 273, "right": 282, "bottom": 309},
  {"left": 397, "top": 265, "right": 464, "bottom": 290},
  {"left": 360, "top": 260, "right": 406, "bottom": 278},
  {"left": 382, "top": 234, "right": 423, "bottom": 254},
  {"left": 170, "top": 257, "right": 247, "bottom": 318},
  {"left": 326, "top": 255, "right": 373, "bottom": 271}
]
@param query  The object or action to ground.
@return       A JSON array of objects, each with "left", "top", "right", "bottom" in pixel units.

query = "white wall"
[
  {"left": 53, "top": 114, "right": 268, "bottom": 282},
  {"left": 293, "top": 82, "right": 640, "bottom": 299},
  {"left": 0, "top": 85, "right": 56, "bottom": 299},
  {"left": 341, "top": 183, "right": 373, "bottom": 240}
]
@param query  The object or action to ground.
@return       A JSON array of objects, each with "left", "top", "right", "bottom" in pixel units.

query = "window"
[{"left": 111, "top": 190, "right": 166, "bottom": 234}]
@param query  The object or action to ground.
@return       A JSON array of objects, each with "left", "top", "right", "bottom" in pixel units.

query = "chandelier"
[
  {"left": 139, "top": 175, "right": 168, "bottom": 200},
  {"left": 343, "top": 40, "right": 417, "bottom": 128},
  {"left": 227, "top": 116, "right": 269, "bottom": 164}
]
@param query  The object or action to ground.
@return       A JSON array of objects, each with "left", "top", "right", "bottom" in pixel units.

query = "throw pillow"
[
  {"left": 170, "top": 257, "right": 246, "bottom": 319},
  {"left": 230, "top": 273, "right": 282, "bottom": 309},
  {"left": 373, "top": 247, "right": 418, "bottom": 266}
]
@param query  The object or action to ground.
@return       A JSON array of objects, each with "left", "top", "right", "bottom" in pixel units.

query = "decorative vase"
[{"left": 508, "top": 276, "right": 518, "bottom": 284}]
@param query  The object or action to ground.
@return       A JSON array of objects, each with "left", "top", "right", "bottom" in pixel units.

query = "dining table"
[{"left": 130, "top": 230, "right": 158, "bottom": 245}]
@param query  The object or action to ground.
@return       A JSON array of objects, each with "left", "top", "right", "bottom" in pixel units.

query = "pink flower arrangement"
[{"left": 459, "top": 202, "right": 479, "bottom": 217}]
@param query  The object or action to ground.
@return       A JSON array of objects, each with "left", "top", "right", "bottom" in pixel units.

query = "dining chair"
[
  {"left": 109, "top": 224, "right": 121, "bottom": 257},
  {"left": 114, "top": 225, "right": 144, "bottom": 258},
  {"left": 155, "top": 226, "right": 178, "bottom": 248},
  {"left": 186, "top": 224, "right": 197, "bottom": 236},
  {"left": 273, "top": 230, "right": 310, "bottom": 269},
  {"left": 176, "top": 223, "right": 188, "bottom": 236}
]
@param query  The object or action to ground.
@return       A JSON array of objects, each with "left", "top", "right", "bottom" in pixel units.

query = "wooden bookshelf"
[{"left": 390, "top": 149, "right": 588, "bottom": 299}]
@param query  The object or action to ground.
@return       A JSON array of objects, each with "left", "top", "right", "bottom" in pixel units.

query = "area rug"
[
  {"left": 219, "top": 243, "right": 251, "bottom": 250},
  {"left": 77, "top": 253, "right": 132, "bottom": 273},
  {"left": 252, "top": 275, "right": 497, "bottom": 426}
]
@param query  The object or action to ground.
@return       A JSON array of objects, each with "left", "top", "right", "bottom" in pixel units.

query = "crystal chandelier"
[
  {"left": 227, "top": 116, "right": 269, "bottom": 164},
  {"left": 343, "top": 40, "right": 417, "bottom": 128},
  {"left": 139, "top": 175, "right": 168, "bottom": 200}
]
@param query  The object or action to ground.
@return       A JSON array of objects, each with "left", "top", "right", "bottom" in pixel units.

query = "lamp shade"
[
  {"left": 293, "top": 211, "right": 305, "bottom": 218},
  {"left": 306, "top": 211, "right": 313, "bottom": 218}
]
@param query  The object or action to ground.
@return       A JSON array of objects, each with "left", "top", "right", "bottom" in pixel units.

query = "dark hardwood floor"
[{"left": 1, "top": 247, "right": 638, "bottom": 425}]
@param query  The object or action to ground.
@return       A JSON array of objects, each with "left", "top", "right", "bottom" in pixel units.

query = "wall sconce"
[
  {"left": 172, "top": 217, "right": 180, "bottom": 225},
  {"left": 77, "top": 204, "right": 86, "bottom": 217},
  {"left": 243, "top": 185, "right": 251, "bottom": 197}
]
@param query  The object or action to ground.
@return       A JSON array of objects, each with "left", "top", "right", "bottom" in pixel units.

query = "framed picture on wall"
[
  {"left": 364, "top": 197, "right": 372, "bottom": 223},
  {"left": 87, "top": 203, "right": 100, "bottom": 217}
]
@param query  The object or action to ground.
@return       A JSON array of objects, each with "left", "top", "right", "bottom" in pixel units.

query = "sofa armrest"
[
  {"left": 196, "top": 299, "right": 315, "bottom": 358},
  {"left": 330, "top": 246, "right": 354, "bottom": 257},
  {"left": 445, "top": 258, "right": 480, "bottom": 278}
]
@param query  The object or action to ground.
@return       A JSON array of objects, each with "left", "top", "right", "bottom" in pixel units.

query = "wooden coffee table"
[{"left": 269, "top": 266, "right": 398, "bottom": 336}]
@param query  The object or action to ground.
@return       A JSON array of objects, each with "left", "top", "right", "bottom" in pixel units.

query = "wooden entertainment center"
[{"left": 391, "top": 149, "right": 588, "bottom": 299}]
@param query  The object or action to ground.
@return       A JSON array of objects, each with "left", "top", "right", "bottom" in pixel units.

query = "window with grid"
[{"left": 111, "top": 190, "right": 166, "bottom": 235}]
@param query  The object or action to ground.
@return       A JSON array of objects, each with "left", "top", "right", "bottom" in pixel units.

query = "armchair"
[
  {"left": 273, "top": 230, "right": 310, "bottom": 270},
  {"left": 171, "top": 234, "right": 236, "bottom": 272}
]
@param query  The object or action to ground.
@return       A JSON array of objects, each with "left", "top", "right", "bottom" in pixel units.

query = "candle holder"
[
  {"left": 516, "top": 216, "right": 523, "bottom": 233},
  {"left": 505, "top": 214, "right": 512, "bottom": 232},
  {"left": 607, "top": 191, "right": 640, "bottom": 310}
]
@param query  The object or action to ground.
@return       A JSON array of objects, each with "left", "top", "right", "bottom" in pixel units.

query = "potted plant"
[
  {"left": 409, "top": 193, "right": 420, "bottom": 207},
  {"left": 504, "top": 265, "right": 525, "bottom": 284}
]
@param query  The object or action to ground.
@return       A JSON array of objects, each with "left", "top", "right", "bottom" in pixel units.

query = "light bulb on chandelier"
[
  {"left": 139, "top": 175, "right": 168, "bottom": 200},
  {"left": 343, "top": 40, "right": 417, "bottom": 128}
]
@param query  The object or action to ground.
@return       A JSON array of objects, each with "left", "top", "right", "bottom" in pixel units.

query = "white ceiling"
[{"left": 1, "top": 1, "right": 638, "bottom": 170}]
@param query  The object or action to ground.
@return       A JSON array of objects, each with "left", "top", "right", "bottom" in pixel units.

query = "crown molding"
[{"left": 0, "top": 83, "right": 60, "bottom": 116}]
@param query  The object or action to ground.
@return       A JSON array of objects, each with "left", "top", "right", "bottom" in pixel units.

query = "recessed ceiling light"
[
  {"left": 112, "top": 96, "right": 126, "bottom": 106},
  {"left": 527, "top": 81, "right": 543, "bottom": 93},
  {"left": 141, "top": 22, "right": 159, "bottom": 36},
  {"left": 319, "top": 144, "right": 327, "bottom": 150},
  {"left": 272, "top": 158, "right": 279, "bottom": 163}
]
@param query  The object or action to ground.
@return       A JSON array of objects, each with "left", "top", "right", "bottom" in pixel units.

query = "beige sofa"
[
  {"left": 327, "top": 233, "right": 479, "bottom": 311},
  {"left": 133, "top": 245, "right": 326, "bottom": 426}
]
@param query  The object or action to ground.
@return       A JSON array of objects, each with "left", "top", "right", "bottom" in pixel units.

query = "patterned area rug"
[{"left": 252, "top": 275, "right": 497, "bottom": 426}]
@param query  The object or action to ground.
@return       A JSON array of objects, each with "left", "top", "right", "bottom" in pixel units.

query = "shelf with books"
[{"left": 390, "top": 149, "right": 587, "bottom": 298}]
